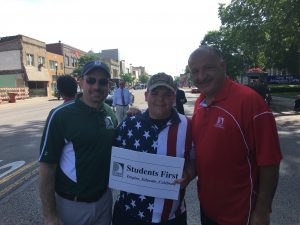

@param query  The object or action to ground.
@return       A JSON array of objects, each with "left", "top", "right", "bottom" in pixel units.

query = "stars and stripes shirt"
[{"left": 113, "top": 109, "right": 193, "bottom": 223}]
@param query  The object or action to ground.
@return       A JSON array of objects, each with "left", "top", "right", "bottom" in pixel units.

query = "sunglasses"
[{"left": 85, "top": 77, "right": 109, "bottom": 86}]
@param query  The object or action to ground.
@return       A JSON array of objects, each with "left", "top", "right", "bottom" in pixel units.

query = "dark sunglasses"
[{"left": 85, "top": 77, "right": 109, "bottom": 86}]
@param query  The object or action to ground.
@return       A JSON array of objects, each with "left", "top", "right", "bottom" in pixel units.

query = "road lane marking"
[
  {"left": 0, "top": 161, "right": 25, "bottom": 179},
  {"left": 0, "top": 167, "right": 39, "bottom": 199},
  {"left": 0, "top": 161, "right": 37, "bottom": 185}
]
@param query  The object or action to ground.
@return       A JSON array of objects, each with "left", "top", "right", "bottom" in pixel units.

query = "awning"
[{"left": 25, "top": 66, "right": 50, "bottom": 81}]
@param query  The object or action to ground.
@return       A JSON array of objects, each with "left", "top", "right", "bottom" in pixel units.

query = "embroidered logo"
[
  {"left": 105, "top": 116, "right": 114, "bottom": 129},
  {"left": 112, "top": 162, "right": 124, "bottom": 177},
  {"left": 214, "top": 116, "right": 224, "bottom": 129}
]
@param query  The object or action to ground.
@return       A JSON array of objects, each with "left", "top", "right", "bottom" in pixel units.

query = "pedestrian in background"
[
  {"left": 294, "top": 95, "right": 300, "bottom": 112},
  {"left": 174, "top": 83, "right": 187, "bottom": 115},
  {"left": 39, "top": 60, "right": 117, "bottom": 225},
  {"left": 112, "top": 72, "right": 193, "bottom": 225},
  {"left": 179, "top": 46, "right": 282, "bottom": 225},
  {"left": 56, "top": 75, "right": 77, "bottom": 103},
  {"left": 112, "top": 79, "right": 132, "bottom": 123}
]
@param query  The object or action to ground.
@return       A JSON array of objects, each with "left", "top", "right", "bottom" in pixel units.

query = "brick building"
[
  {"left": 0, "top": 35, "right": 50, "bottom": 96},
  {"left": 46, "top": 41, "right": 86, "bottom": 76}
]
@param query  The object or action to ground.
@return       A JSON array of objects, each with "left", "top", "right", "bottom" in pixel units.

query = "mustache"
[{"left": 198, "top": 77, "right": 212, "bottom": 85}]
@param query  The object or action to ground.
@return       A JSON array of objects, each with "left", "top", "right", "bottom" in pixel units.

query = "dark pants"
[
  {"left": 112, "top": 204, "right": 187, "bottom": 225},
  {"left": 200, "top": 207, "right": 219, "bottom": 225}
]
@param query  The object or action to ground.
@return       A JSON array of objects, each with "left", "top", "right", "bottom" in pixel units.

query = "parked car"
[
  {"left": 191, "top": 86, "right": 200, "bottom": 93},
  {"left": 105, "top": 91, "right": 134, "bottom": 106},
  {"left": 133, "top": 83, "right": 146, "bottom": 90}
]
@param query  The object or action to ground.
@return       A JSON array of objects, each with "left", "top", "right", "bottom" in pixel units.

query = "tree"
[
  {"left": 73, "top": 53, "right": 101, "bottom": 77},
  {"left": 120, "top": 73, "right": 135, "bottom": 85},
  {"left": 138, "top": 74, "right": 149, "bottom": 84},
  {"left": 217, "top": 0, "right": 300, "bottom": 74},
  {"left": 174, "top": 76, "right": 180, "bottom": 84},
  {"left": 201, "top": 29, "right": 245, "bottom": 79}
]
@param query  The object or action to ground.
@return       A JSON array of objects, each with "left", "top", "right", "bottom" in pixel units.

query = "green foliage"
[
  {"left": 201, "top": 29, "right": 244, "bottom": 79},
  {"left": 138, "top": 74, "right": 149, "bottom": 84},
  {"left": 73, "top": 53, "right": 101, "bottom": 77},
  {"left": 201, "top": 0, "right": 300, "bottom": 76},
  {"left": 174, "top": 76, "right": 180, "bottom": 84},
  {"left": 121, "top": 73, "right": 135, "bottom": 84},
  {"left": 269, "top": 85, "right": 300, "bottom": 93}
]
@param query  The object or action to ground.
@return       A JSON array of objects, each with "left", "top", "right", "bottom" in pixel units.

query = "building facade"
[
  {"left": 46, "top": 52, "right": 64, "bottom": 95},
  {"left": 100, "top": 49, "right": 119, "bottom": 61},
  {"left": 46, "top": 41, "right": 86, "bottom": 76},
  {"left": 0, "top": 35, "right": 50, "bottom": 96}
]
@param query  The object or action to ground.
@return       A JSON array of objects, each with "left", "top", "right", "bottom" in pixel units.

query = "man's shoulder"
[
  {"left": 224, "top": 81, "right": 270, "bottom": 113},
  {"left": 49, "top": 100, "right": 77, "bottom": 116},
  {"left": 228, "top": 81, "right": 261, "bottom": 99},
  {"left": 118, "top": 113, "right": 145, "bottom": 128}
]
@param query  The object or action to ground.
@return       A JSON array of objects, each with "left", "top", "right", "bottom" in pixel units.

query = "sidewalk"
[
  {"left": 0, "top": 96, "right": 58, "bottom": 109},
  {"left": 271, "top": 96, "right": 295, "bottom": 109}
]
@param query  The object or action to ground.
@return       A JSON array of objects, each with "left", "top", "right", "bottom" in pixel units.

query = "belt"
[
  {"left": 56, "top": 188, "right": 107, "bottom": 203},
  {"left": 116, "top": 104, "right": 128, "bottom": 106}
]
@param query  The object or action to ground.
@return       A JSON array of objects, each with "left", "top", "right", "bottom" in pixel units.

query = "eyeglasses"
[{"left": 85, "top": 77, "right": 109, "bottom": 86}]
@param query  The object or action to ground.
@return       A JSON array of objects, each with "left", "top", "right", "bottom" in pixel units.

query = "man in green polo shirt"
[{"left": 39, "top": 60, "right": 117, "bottom": 225}]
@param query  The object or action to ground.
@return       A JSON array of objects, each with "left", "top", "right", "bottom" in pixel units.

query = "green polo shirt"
[{"left": 39, "top": 98, "right": 117, "bottom": 199}]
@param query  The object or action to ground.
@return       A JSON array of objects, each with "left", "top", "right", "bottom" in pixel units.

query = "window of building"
[
  {"left": 65, "top": 55, "right": 70, "bottom": 66},
  {"left": 38, "top": 56, "right": 45, "bottom": 66},
  {"left": 49, "top": 60, "right": 58, "bottom": 70},
  {"left": 60, "top": 62, "right": 63, "bottom": 70},
  {"left": 71, "top": 57, "right": 76, "bottom": 67},
  {"left": 26, "top": 54, "right": 34, "bottom": 66}
]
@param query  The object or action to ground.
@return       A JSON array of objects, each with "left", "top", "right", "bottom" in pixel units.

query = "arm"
[
  {"left": 175, "top": 159, "right": 197, "bottom": 189},
  {"left": 129, "top": 91, "right": 134, "bottom": 105},
  {"left": 181, "top": 91, "right": 187, "bottom": 104},
  {"left": 39, "top": 162, "right": 63, "bottom": 225},
  {"left": 112, "top": 89, "right": 117, "bottom": 112},
  {"left": 250, "top": 164, "right": 280, "bottom": 225}
]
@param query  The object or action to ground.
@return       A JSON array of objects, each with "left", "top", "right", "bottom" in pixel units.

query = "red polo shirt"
[{"left": 192, "top": 77, "right": 282, "bottom": 225}]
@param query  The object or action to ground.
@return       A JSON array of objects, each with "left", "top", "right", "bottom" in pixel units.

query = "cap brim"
[
  {"left": 83, "top": 65, "right": 110, "bottom": 78},
  {"left": 148, "top": 83, "right": 175, "bottom": 92}
]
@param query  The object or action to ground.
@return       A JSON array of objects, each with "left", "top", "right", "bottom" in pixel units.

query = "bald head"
[
  {"left": 189, "top": 46, "right": 223, "bottom": 64},
  {"left": 188, "top": 46, "right": 226, "bottom": 100}
]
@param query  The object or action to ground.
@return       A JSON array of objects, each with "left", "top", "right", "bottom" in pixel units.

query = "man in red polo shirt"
[{"left": 180, "top": 46, "right": 282, "bottom": 225}]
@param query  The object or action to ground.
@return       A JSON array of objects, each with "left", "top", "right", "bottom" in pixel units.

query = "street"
[{"left": 0, "top": 90, "right": 299, "bottom": 224}]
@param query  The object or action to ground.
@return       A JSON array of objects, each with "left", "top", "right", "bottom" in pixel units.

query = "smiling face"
[
  {"left": 188, "top": 47, "right": 226, "bottom": 100},
  {"left": 80, "top": 69, "right": 109, "bottom": 108},
  {"left": 145, "top": 86, "right": 175, "bottom": 120}
]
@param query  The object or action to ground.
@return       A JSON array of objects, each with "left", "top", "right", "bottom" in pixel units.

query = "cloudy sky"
[{"left": 1, "top": 0, "right": 230, "bottom": 76}]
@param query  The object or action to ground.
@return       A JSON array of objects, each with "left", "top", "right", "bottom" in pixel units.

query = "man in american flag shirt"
[{"left": 112, "top": 72, "right": 194, "bottom": 225}]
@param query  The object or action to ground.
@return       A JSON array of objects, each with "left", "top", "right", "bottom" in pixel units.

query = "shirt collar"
[
  {"left": 76, "top": 98, "right": 105, "bottom": 114},
  {"left": 141, "top": 108, "right": 181, "bottom": 125}
]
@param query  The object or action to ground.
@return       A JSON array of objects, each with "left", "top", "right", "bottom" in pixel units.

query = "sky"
[{"left": 1, "top": 0, "right": 231, "bottom": 76}]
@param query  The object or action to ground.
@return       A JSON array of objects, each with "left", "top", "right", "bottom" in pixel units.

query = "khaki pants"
[
  {"left": 55, "top": 189, "right": 112, "bottom": 225},
  {"left": 115, "top": 105, "right": 129, "bottom": 124}
]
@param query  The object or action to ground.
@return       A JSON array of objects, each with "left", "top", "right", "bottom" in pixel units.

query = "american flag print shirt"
[{"left": 113, "top": 109, "right": 193, "bottom": 223}]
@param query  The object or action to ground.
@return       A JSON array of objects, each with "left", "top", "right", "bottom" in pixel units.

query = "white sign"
[{"left": 109, "top": 147, "right": 185, "bottom": 200}]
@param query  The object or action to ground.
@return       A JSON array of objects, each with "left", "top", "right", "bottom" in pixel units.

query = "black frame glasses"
[{"left": 85, "top": 77, "right": 109, "bottom": 86}]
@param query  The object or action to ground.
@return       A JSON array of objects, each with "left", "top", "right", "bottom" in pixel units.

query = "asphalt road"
[{"left": 0, "top": 90, "right": 299, "bottom": 224}]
